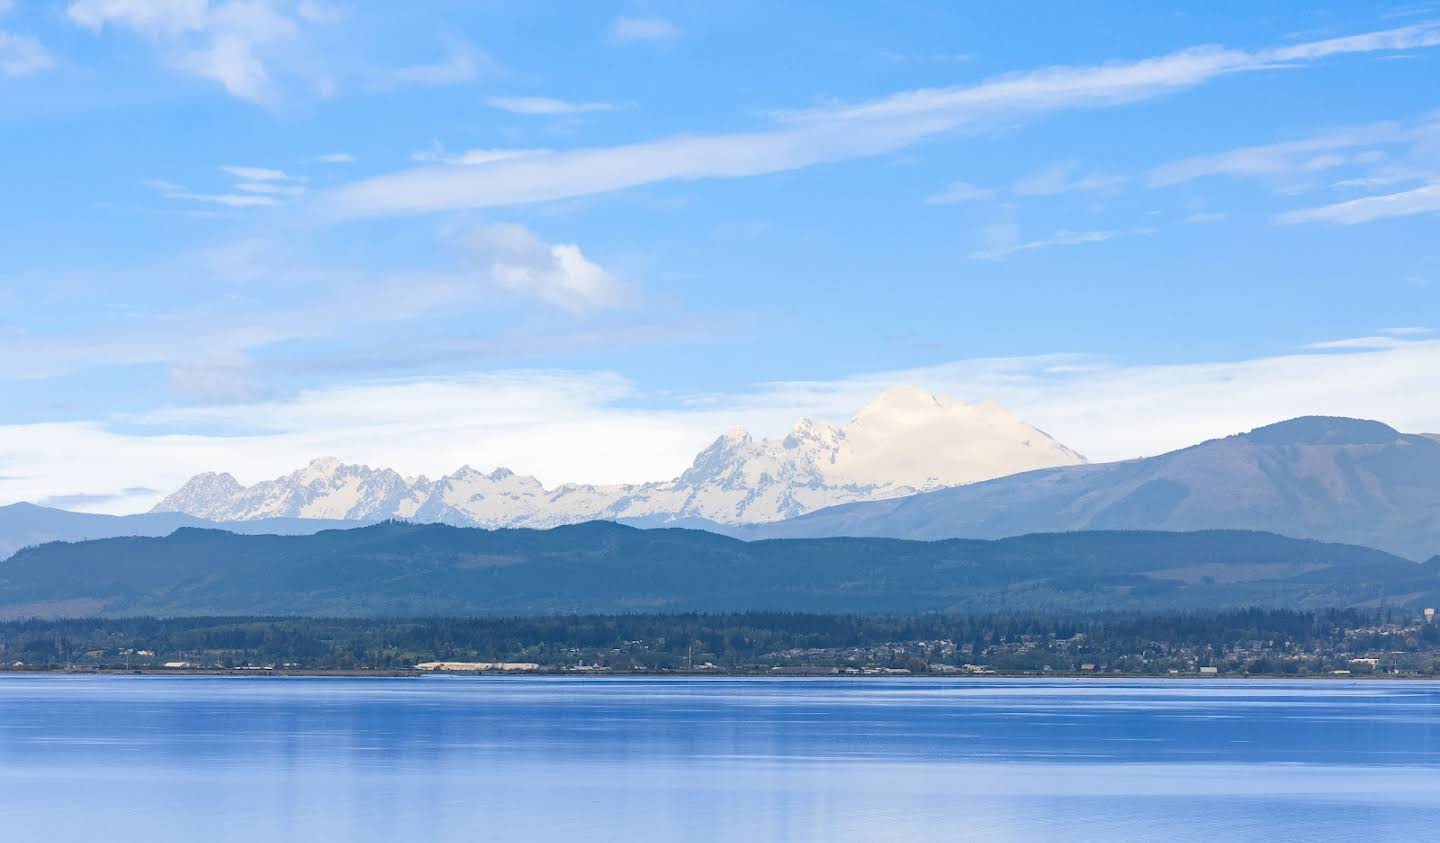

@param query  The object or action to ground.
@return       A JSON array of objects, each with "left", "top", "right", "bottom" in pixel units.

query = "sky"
[{"left": 2, "top": 1, "right": 1439, "bottom": 514}]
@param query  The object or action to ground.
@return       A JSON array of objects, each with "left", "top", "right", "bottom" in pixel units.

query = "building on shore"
[{"left": 413, "top": 662, "right": 540, "bottom": 672}]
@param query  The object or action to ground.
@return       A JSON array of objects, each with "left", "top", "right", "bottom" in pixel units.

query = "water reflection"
[{"left": 1, "top": 676, "right": 1438, "bottom": 841}]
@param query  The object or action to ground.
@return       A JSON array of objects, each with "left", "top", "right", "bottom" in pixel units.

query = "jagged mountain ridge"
[
  {"left": 744, "top": 416, "right": 1440, "bottom": 560},
  {"left": 152, "top": 387, "right": 1086, "bottom": 527}
]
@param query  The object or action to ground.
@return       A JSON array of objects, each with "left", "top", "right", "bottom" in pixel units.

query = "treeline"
[{"left": 3, "top": 609, "right": 1436, "bottom": 672}]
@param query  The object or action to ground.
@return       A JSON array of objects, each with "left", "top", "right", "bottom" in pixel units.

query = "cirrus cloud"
[{"left": 327, "top": 23, "right": 1440, "bottom": 218}]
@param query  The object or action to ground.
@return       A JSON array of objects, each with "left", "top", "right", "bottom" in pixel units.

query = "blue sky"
[{"left": 2, "top": 1, "right": 1439, "bottom": 512}]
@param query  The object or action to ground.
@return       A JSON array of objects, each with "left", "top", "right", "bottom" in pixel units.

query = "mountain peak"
[
  {"left": 148, "top": 386, "right": 1084, "bottom": 528},
  {"left": 785, "top": 417, "right": 842, "bottom": 450},
  {"left": 720, "top": 426, "right": 751, "bottom": 443},
  {"left": 299, "top": 457, "right": 347, "bottom": 481},
  {"left": 857, "top": 385, "right": 944, "bottom": 417},
  {"left": 1242, "top": 416, "right": 1401, "bottom": 447},
  {"left": 151, "top": 471, "right": 244, "bottom": 517},
  {"left": 836, "top": 387, "right": 1084, "bottom": 487}
]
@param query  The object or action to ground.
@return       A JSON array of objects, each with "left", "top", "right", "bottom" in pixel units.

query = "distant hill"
[
  {"left": 0, "top": 521, "right": 1433, "bottom": 618},
  {"left": 0, "top": 502, "right": 357, "bottom": 561},
  {"left": 745, "top": 417, "right": 1440, "bottom": 560}
]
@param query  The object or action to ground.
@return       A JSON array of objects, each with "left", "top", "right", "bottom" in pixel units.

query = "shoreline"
[{"left": 2, "top": 667, "right": 1432, "bottom": 681}]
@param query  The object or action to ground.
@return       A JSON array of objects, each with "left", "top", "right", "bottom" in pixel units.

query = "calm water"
[{"left": 2, "top": 676, "right": 1439, "bottom": 841}]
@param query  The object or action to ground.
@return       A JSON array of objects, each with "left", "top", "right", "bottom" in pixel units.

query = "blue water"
[{"left": 2, "top": 677, "right": 1439, "bottom": 841}]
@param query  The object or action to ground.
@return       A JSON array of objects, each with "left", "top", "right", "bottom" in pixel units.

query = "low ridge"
[{"left": 1, "top": 522, "right": 1429, "bottom": 618}]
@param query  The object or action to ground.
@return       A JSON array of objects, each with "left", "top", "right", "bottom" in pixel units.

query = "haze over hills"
[
  {"left": 0, "top": 502, "right": 357, "bottom": 562},
  {"left": 151, "top": 387, "right": 1086, "bottom": 528},
  {"left": 748, "top": 417, "right": 1440, "bottom": 560},
  {"left": 1, "top": 521, "right": 1431, "bottom": 618}
]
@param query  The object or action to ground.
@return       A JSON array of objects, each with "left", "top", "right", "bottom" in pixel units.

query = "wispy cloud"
[
  {"left": 924, "top": 181, "right": 994, "bottom": 204},
  {"left": 160, "top": 190, "right": 281, "bottom": 208},
  {"left": 375, "top": 41, "right": 494, "bottom": 88},
  {"left": 0, "top": 31, "right": 53, "bottom": 77},
  {"left": 611, "top": 17, "right": 680, "bottom": 44},
  {"left": 168, "top": 352, "right": 270, "bottom": 404},
  {"left": 65, "top": 0, "right": 320, "bottom": 103},
  {"left": 1147, "top": 122, "right": 1406, "bottom": 186},
  {"left": 220, "top": 165, "right": 294, "bottom": 181},
  {"left": 487, "top": 95, "right": 616, "bottom": 115},
  {"left": 1307, "top": 336, "right": 1414, "bottom": 350},
  {"left": 37, "top": 487, "right": 161, "bottom": 510},
  {"left": 1276, "top": 181, "right": 1440, "bottom": 224},
  {"left": 313, "top": 152, "right": 356, "bottom": 164},
  {"left": 1012, "top": 161, "right": 1125, "bottom": 196},
  {"left": 150, "top": 164, "right": 305, "bottom": 208},
  {"left": 410, "top": 145, "right": 550, "bottom": 166},
  {"left": 328, "top": 23, "right": 1440, "bottom": 217},
  {"left": 969, "top": 226, "right": 1151, "bottom": 260},
  {"left": 233, "top": 181, "right": 305, "bottom": 196}
]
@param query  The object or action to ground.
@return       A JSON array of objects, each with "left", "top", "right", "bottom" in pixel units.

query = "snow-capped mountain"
[{"left": 152, "top": 386, "right": 1086, "bottom": 527}]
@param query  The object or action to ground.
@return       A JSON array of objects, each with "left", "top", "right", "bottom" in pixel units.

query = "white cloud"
[
  {"left": 233, "top": 181, "right": 304, "bottom": 196},
  {"left": 1307, "top": 336, "right": 1412, "bottom": 350},
  {"left": 924, "top": 180, "right": 994, "bottom": 204},
  {"left": 162, "top": 190, "right": 281, "bottom": 207},
  {"left": 378, "top": 42, "right": 491, "bottom": 88},
  {"left": 8, "top": 338, "right": 1440, "bottom": 514},
  {"left": 969, "top": 226, "right": 1151, "bottom": 260},
  {"left": 469, "top": 223, "right": 626, "bottom": 313},
  {"left": 1184, "top": 211, "right": 1228, "bottom": 223},
  {"left": 488, "top": 95, "right": 616, "bottom": 115},
  {"left": 1276, "top": 181, "right": 1440, "bottom": 224},
  {"left": 329, "top": 23, "right": 1440, "bottom": 217},
  {"left": 410, "top": 145, "right": 550, "bottom": 166},
  {"left": 611, "top": 17, "right": 679, "bottom": 43},
  {"left": 168, "top": 352, "right": 268, "bottom": 403},
  {"left": 1332, "top": 165, "right": 1434, "bottom": 189},
  {"left": 67, "top": 0, "right": 211, "bottom": 36},
  {"left": 296, "top": 0, "right": 339, "bottom": 24},
  {"left": 66, "top": 0, "right": 312, "bottom": 103},
  {"left": 1262, "top": 23, "right": 1440, "bottom": 60},
  {"left": 148, "top": 164, "right": 304, "bottom": 207},
  {"left": 0, "top": 31, "right": 54, "bottom": 77},
  {"left": 220, "top": 164, "right": 294, "bottom": 181},
  {"left": 313, "top": 152, "right": 355, "bottom": 164},
  {"left": 1147, "top": 122, "right": 1405, "bottom": 186},
  {"left": 1012, "top": 161, "right": 1125, "bottom": 195}
]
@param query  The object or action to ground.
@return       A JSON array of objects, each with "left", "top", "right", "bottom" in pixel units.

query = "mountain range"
[
  {"left": 1, "top": 521, "right": 1431, "bottom": 618},
  {"left": 151, "top": 387, "right": 1086, "bottom": 528},
  {"left": 746, "top": 416, "right": 1440, "bottom": 560},
  {"left": 6, "top": 399, "right": 1440, "bottom": 570}
]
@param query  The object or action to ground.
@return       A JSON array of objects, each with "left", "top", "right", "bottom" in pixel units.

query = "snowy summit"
[{"left": 153, "top": 387, "right": 1085, "bottom": 528}]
